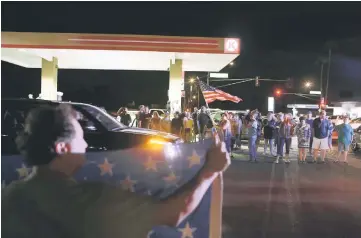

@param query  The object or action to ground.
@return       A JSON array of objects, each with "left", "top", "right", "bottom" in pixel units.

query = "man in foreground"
[{"left": 2, "top": 104, "right": 230, "bottom": 238}]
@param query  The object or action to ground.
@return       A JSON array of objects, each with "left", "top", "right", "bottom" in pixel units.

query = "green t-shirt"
[
  {"left": 2, "top": 173, "right": 158, "bottom": 238},
  {"left": 335, "top": 123, "right": 354, "bottom": 146}
]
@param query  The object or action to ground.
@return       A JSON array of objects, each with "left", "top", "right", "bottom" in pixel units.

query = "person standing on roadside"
[
  {"left": 295, "top": 116, "right": 311, "bottom": 163},
  {"left": 197, "top": 106, "right": 210, "bottom": 141},
  {"left": 334, "top": 115, "right": 354, "bottom": 164},
  {"left": 117, "top": 107, "right": 132, "bottom": 126},
  {"left": 160, "top": 112, "right": 171, "bottom": 133},
  {"left": 171, "top": 112, "right": 183, "bottom": 136},
  {"left": 275, "top": 113, "right": 284, "bottom": 163},
  {"left": 220, "top": 112, "right": 232, "bottom": 154},
  {"left": 247, "top": 111, "right": 258, "bottom": 162},
  {"left": 276, "top": 114, "right": 293, "bottom": 164},
  {"left": 137, "top": 105, "right": 145, "bottom": 128},
  {"left": 150, "top": 111, "right": 161, "bottom": 131},
  {"left": 192, "top": 107, "right": 199, "bottom": 142},
  {"left": 263, "top": 112, "right": 277, "bottom": 156},
  {"left": 305, "top": 111, "right": 314, "bottom": 154},
  {"left": 312, "top": 110, "right": 332, "bottom": 163}
]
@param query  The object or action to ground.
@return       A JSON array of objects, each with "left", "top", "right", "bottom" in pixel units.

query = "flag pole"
[{"left": 197, "top": 77, "right": 210, "bottom": 109}]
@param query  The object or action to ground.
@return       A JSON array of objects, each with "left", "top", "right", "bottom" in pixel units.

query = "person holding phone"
[{"left": 312, "top": 110, "right": 332, "bottom": 163}]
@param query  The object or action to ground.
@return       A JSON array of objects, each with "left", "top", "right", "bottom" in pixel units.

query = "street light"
[
  {"left": 305, "top": 81, "right": 312, "bottom": 88},
  {"left": 189, "top": 78, "right": 195, "bottom": 83}
]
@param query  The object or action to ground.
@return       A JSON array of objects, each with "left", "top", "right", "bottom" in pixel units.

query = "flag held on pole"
[{"left": 198, "top": 79, "right": 242, "bottom": 104}]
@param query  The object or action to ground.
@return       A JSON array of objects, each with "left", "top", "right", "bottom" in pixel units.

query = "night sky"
[{"left": 2, "top": 2, "right": 361, "bottom": 112}]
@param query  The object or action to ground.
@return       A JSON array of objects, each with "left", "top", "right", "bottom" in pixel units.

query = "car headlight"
[{"left": 148, "top": 138, "right": 170, "bottom": 145}]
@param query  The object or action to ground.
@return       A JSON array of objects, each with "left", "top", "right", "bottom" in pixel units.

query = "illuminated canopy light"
[
  {"left": 2, "top": 32, "right": 241, "bottom": 72},
  {"left": 2, "top": 49, "right": 239, "bottom": 72}
]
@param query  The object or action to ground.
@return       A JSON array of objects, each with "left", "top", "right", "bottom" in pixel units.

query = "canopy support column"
[
  {"left": 41, "top": 57, "right": 58, "bottom": 100},
  {"left": 168, "top": 59, "right": 183, "bottom": 114}
]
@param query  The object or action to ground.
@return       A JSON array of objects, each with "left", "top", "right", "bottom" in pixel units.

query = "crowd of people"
[
  {"left": 117, "top": 105, "right": 355, "bottom": 164},
  {"left": 117, "top": 105, "right": 215, "bottom": 143},
  {"left": 227, "top": 109, "right": 354, "bottom": 164}
]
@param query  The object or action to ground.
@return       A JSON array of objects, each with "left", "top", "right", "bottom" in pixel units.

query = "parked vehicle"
[
  {"left": 2, "top": 99, "right": 182, "bottom": 157},
  {"left": 350, "top": 117, "right": 361, "bottom": 130},
  {"left": 329, "top": 115, "right": 343, "bottom": 126},
  {"left": 351, "top": 126, "right": 361, "bottom": 152}
]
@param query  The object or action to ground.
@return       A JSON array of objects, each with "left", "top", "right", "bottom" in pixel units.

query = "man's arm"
[
  {"left": 155, "top": 167, "right": 218, "bottom": 227},
  {"left": 154, "top": 141, "right": 229, "bottom": 228}
]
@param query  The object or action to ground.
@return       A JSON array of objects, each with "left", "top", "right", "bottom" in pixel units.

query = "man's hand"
[{"left": 204, "top": 134, "right": 231, "bottom": 174}]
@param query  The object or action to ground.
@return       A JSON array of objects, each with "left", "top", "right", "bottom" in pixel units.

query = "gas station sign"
[{"left": 224, "top": 38, "right": 240, "bottom": 54}]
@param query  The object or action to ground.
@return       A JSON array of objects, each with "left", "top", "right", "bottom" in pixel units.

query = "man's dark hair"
[{"left": 16, "top": 104, "right": 77, "bottom": 166}]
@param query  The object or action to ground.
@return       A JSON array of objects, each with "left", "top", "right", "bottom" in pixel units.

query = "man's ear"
[{"left": 55, "top": 142, "right": 72, "bottom": 154}]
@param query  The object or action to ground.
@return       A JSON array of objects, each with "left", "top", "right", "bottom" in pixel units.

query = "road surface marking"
[
  {"left": 284, "top": 162, "right": 300, "bottom": 235},
  {"left": 262, "top": 162, "right": 276, "bottom": 238}
]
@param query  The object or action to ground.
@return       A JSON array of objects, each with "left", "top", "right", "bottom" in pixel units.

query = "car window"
[
  {"left": 76, "top": 110, "right": 98, "bottom": 131},
  {"left": 1, "top": 102, "right": 39, "bottom": 136},
  {"left": 74, "top": 104, "right": 125, "bottom": 131}
]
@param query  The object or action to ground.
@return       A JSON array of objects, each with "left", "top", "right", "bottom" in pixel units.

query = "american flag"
[
  {"left": 2, "top": 139, "right": 222, "bottom": 238},
  {"left": 198, "top": 79, "right": 242, "bottom": 104}
]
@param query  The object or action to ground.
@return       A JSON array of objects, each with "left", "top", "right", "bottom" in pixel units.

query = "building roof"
[{"left": 1, "top": 32, "right": 241, "bottom": 72}]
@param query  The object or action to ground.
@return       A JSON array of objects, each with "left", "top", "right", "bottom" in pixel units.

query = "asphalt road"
[{"left": 222, "top": 139, "right": 361, "bottom": 238}]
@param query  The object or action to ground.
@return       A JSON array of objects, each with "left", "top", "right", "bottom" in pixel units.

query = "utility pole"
[
  {"left": 320, "top": 63, "right": 324, "bottom": 99},
  {"left": 325, "top": 49, "right": 332, "bottom": 103}
]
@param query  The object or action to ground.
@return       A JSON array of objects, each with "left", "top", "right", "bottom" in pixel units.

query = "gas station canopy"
[
  {"left": 1, "top": 32, "right": 241, "bottom": 112},
  {"left": 1, "top": 32, "right": 241, "bottom": 72}
]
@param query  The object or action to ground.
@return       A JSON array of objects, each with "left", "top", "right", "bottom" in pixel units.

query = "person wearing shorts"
[
  {"left": 312, "top": 110, "right": 332, "bottom": 163},
  {"left": 334, "top": 116, "right": 354, "bottom": 163}
]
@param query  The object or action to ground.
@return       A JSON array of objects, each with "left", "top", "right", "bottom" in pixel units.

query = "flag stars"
[
  {"left": 121, "top": 176, "right": 137, "bottom": 192},
  {"left": 178, "top": 222, "right": 197, "bottom": 238},
  {"left": 163, "top": 172, "right": 178, "bottom": 184},
  {"left": 187, "top": 150, "right": 201, "bottom": 168},
  {"left": 144, "top": 156, "right": 158, "bottom": 172},
  {"left": 16, "top": 164, "right": 31, "bottom": 179},
  {"left": 98, "top": 158, "right": 114, "bottom": 176}
]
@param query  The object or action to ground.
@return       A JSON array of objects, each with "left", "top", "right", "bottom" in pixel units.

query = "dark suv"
[{"left": 2, "top": 99, "right": 182, "bottom": 156}]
